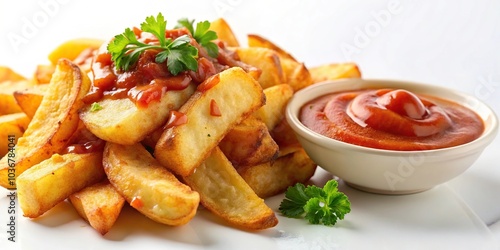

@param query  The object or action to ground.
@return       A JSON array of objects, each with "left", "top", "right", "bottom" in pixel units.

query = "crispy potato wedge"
[
  {"left": 219, "top": 117, "right": 279, "bottom": 167},
  {"left": 234, "top": 47, "right": 284, "bottom": 89},
  {"left": 0, "top": 66, "right": 26, "bottom": 82},
  {"left": 17, "top": 152, "right": 105, "bottom": 218},
  {"left": 155, "top": 67, "right": 265, "bottom": 176},
  {"left": 0, "top": 80, "right": 33, "bottom": 115},
  {"left": 247, "top": 34, "right": 296, "bottom": 61},
  {"left": 309, "top": 63, "right": 362, "bottom": 83},
  {"left": 253, "top": 84, "right": 294, "bottom": 131},
  {"left": 103, "top": 142, "right": 199, "bottom": 226},
  {"left": 183, "top": 147, "right": 278, "bottom": 230},
  {"left": 48, "top": 38, "right": 103, "bottom": 65},
  {"left": 69, "top": 180, "right": 125, "bottom": 235},
  {"left": 270, "top": 117, "right": 301, "bottom": 149},
  {"left": 246, "top": 34, "right": 312, "bottom": 91},
  {"left": 34, "top": 64, "right": 56, "bottom": 84},
  {"left": 238, "top": 148, "right": 317, "bottom": 198},
  {"left": 280, "top": 58, "right": 313, "bottom": 91},
  {"left": 80, "top": 84, "right": 195, "bottom": 145},
  {"left": 0, "top": 59, "right": 91, "bottom": 189},
  {"left": 210, "top": 18, "right": 240, "bottom": 47},
  {"left": 13, "top": 84, "right": 48, "bottom": 119},
  {"left": 0, "top": 113, "right": 30, "bottom": 156}
]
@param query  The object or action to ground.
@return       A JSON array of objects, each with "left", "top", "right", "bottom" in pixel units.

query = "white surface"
[{"left": 0, "top": 0, "right": 499, "bottom": 249}]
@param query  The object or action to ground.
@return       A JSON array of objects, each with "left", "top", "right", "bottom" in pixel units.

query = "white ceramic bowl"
[{"left": 286, "top": 79, "right": 499, "bottom": 194}]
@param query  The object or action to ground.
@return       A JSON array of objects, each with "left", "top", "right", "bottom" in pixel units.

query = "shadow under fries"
[{"left": 29, "top": 200, "right": 80, "bottom": 227}]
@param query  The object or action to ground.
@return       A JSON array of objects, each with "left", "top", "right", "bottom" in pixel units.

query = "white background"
[{"left": 0, "top": 0, "right": 499, "bottom": 249}]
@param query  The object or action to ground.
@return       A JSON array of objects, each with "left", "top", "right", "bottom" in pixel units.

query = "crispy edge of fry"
[
  {"left": 247, "top": 34, "right": 296, "bottom": 61},
  {"left": 13, "top": 84, "right": 48, "bottom": 119},
  {"left": 103, "top": 142, "right": 199, "bottom": 226},
  {"left": 219, "top": 117, "right": 279, "bottom": 167},
  {"left": 0, "top": 113, "right": 30, "bottom": 156},
  {"left": 253, "top": 83, "right": 294, "bottom": 131},
  {"left": 0, "top": 59, "right": 91, "bottom": 189},
  {"left": 234, "top": 47, "right": 285, "bottom": 89},
  {"left": 17, "top": 152, "right": 105, "bottom": 218},
  {"left": 155, "top": 67, "right": 265, "bottom": 177},
  {"left": 69, "top": 180, "right": 125, "bottom": 235},
  {"left": 183, "top": 147, "right": 278, "bottom": 230},
  {"left": 308, "top": 63, "right": 362, "bottom": 83},
  {"left": 238, "top": 147, "right": 317, "bottom": 198},
  {"left": 48, "top": 38, "right": 104, "bottom": 65},
  {"left": 210, "top": 18, "right": 240, "bottom": 47}
]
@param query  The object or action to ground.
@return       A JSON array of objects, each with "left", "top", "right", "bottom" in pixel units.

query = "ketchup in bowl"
[{"left": 299, "top": 88, "right": 484, "bottom": 150}]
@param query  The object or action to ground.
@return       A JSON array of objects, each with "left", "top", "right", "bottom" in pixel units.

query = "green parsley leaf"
[
  {"left": 107, "top": 13, "right": 199, "bottom": 75},
  {"left": 89, "top": 102, "right": 103, "bottom": 112},
  {"left": 176, "top": 18, "right": 219, "bottom": 58},
  {"left": 279, "top": 179, "right": 351, "bottom": 226}
]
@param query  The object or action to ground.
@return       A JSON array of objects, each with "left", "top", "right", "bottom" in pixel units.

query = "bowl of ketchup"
[{"left": 286, "top": 79, "right": 498, "bottom": 194}]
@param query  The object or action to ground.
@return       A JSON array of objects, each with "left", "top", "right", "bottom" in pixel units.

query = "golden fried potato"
[
  {"left": 17, "top": 152, "right": 105, "bottom": 218},
  {"left": 0, "top": 113, "right": 30, "bottom": 156},
  {"left": 103, "top": 142, "right": 199, "bottom": 226},
  {"left": 270, "top": 117, "right": 301, "bottom": 149},
  {"left": 69, "top": 180, "right": 125, "bottom": 235},
  {"left": 253, "top": 83, "right": 294, "bottom": 130},
  {"left": 0, "top": 66, "right": 26, "bottom": 82},
  {"left": 80, "top": 84, "right": 195, "bottom": 145},
  {"left": 155, "top": 67, "right": 265, "bottom": 176},
  {"left": 309, "top": 63, "right": 362, "bottom": 83},
  {"left": 210, "top": 18, "right": 240, "bottom": 47},
  {"left": 247, "top": 34, "right": 296, "bottom": 61},
  {"left": 234, "top": 47, "right": 284, "bottom": 89},
  {"left": 238, "top": 148, "right": 317, "bottom": 198},
  {"left": 247, "top": 34, "right": 312, "bottom": 91},
  {"left": 33, "top": 64, "right": 56, "bottom": 84},
  {"left": 13, "top": 84, "right": 48, "bottom": 119},
  {"left": 48, "top": 38, "right": 103, "bottom": 65},
  {"left": 219, "top": 117, "right": 278, "bottom": 167},
  {"left": 183, "top": 147, "right": 278, "bottom": 230},
  {"left": 0, "top": 80, "right": 33, "bottom": 115},
  {"left": 0, "top": 59, "right": 91, "bottom": 189}
]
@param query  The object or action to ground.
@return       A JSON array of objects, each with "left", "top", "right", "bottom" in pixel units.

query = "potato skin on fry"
[
  {"left": 103, "top": 142, "right": 199, "bottom": 226},
  {"left": 0, "top": 59, "right": 90, "bottom": 189},
  {"left": 183, "top": 147, "right": 278, "bottom": 230},
  {"left": 17, "top": 152, "right": 105, "bottom": 218},
  {"left": 155, "top": 67, "right": 265, "bottom": 177},
  {"left": 69, "top": 180, "right": 125, "bottom": 235}
]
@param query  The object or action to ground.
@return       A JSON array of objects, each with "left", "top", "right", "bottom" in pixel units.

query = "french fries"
[
  {"left": 155, "top": 67, "right": 265, "bottom": 176},
  {"left": 219, "top": 117, "right": 278, "bottom": 167},
  {"left": 0, "top": 59, "right": 90, "bottom": 188},
  {"left": 0, "top": 113, "right": 30, "bottom": 156},
  {"left": 238, "top": 147, "right": 317, "bottom": 198},
  {"left": 17, "top": 152, "right": 105, "bottom": 218},
  {"left": 0, "top": 17, "right": 362, "bottom": 236},
  {"left": 69, "top": 180, "right": 125, "bottom": 235},
  {"left": 183, "top": 147, "right": 278, "bottom": 230},
  {"left": 103, "top": 142, "right": 199, "bottom": 226},
  {"left": 309, "top": 62, "right": 362, "bottom": 83},
  {"left": 13, "top": 84, "right": 48, "bottom": 119},
  {"left": 80, "top": 84, "right": 196, "bottom": 145},
  {"left": 234, "top": 47, "right": 285, "bottom": 89},
  {"left": 210, "top": 18, "right": 240, "bottom": 47}
]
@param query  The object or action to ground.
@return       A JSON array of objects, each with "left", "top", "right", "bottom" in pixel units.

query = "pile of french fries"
[{"left": 0, "top": 18, "right": 361, "bottom": 235}]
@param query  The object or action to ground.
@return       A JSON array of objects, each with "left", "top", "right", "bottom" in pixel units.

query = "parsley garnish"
[
  {"left": 107, "top": 13, "right": 199, "bottom": 75},
  {"left": 279, "top": 179, "right": 351, "bottom": 226},
  {"left": 176, "top": 18, "right": 219, "bottom": 58},
  {"left": 89, "top": 102, "right": 103, "bottom": 112}
]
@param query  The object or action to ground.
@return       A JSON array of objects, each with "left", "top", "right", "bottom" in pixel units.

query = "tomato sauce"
[
  {"left": 82, "top": 27, "right": 255, "bottom": 108},
  {"left": 300, "top": 89, "right": 484, "bottom": 150}
]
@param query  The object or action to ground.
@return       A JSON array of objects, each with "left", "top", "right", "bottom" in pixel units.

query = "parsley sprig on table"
[
  {"left": 176, "top": 18, "right": 219, "bottom": 58},
  {"left": 107, "top": 13, "right": 216, "bottom": 75},
  {"left": 279, "top": 179, "right": 351, "bottom": 226}
]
